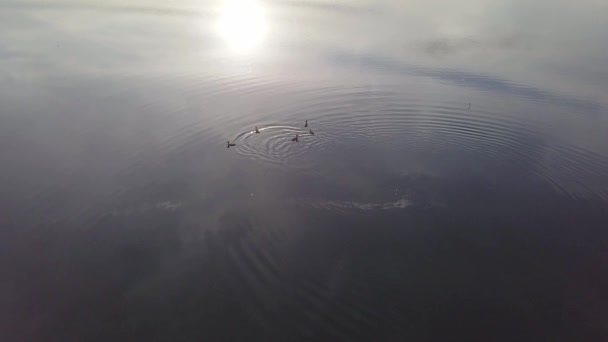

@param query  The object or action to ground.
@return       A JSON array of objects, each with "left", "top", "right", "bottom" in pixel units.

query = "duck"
[
  {"left": 304, "top": 120, "right": 308, "bottom": 127},
  {"left": 309, "top": 129, "right": 314, "bottom": 135},
  {"left": 291, "top": 134, "right": 299, "bottom": 142},
  {"left": 226, "top": 140, "right": 236, "bottom": 148},
  {"left": 255, "top": 126, "right": 260, "bottom": 134}
]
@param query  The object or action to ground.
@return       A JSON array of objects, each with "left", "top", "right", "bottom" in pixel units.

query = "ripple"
[
  {"left": 83, "top": 69, "right": 608, "bottom": 204},
  {"left": 207, "top": 211, "right": 391, "bottom": 338},
  {"left": 219, "top": 82, "right": 608, "bottom": 201},
  {"left": 231, "top": 125, "right": 323, "bottom": 169}
]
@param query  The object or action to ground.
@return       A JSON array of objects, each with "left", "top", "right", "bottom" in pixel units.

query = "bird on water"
[
  {"left": 309, "top": 129, "right": 314, "bottom": 136},
  {"left": 255, "top": 126, "right": 260, "bottom": 134},
  {"left": 304, "top": 120, "right": 308, "bottom": 127},
  {"left": 292, "top": 134, "right": 299, "bottom": 142},
  {"left": 226, "top": 141, "right": 236, "bottom": 148}
]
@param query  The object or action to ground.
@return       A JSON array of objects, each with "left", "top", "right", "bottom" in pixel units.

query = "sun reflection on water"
[{"left": 216, "top": 0, "right": 268, "bottom": 53}]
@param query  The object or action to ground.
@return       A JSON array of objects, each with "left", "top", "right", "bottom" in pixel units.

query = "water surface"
[{"left": 2, "top": 0, "right": 608, "bottom": 340}]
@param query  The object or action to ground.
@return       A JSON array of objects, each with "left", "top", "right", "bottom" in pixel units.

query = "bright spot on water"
[{"left": 216, "top": 0, "right": 268, "bottom": 53}]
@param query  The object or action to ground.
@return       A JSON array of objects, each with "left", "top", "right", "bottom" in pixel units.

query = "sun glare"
[{"left": 216, "top": 0, "right": 268, "bottom": 53}]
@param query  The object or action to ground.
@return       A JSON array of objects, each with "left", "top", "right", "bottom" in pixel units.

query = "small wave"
[
  {"left": 104, "top": 201, "right": 182, "bottom": 217},
  {"left": 310, "top": 198, "right": 413, "bottom": 212}
]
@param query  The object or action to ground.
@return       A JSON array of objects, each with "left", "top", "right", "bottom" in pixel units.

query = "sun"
[{"left": 216, "top": 0, "right": 268, "bottom": 53}]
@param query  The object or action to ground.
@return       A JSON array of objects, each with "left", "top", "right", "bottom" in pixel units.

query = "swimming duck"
[
  {"left": 227, "top": 140, "right": 236, "bottom": 148},
  {"left": 309, "top": 129, "right": 314, "bottom": 136},
  {"left": 255, "top": 126, "right": 260, "bottom": 134},
  {"left": 291, "top": 134, "right": 299, "bottom": 142},
  {"left": 304, "top": 120, "right": 308, "bottom": 127}
]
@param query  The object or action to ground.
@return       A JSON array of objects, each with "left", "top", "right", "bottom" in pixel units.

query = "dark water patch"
[{"left": 4, "top": 165, "right": 608, "bottom": 340}]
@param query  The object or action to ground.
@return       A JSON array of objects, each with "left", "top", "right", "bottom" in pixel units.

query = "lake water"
[{"left": 2, "top": 0, "right": 608, "bottom": 340}]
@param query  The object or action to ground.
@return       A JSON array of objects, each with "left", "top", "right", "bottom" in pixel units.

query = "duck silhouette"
[
  {"left": 304, "top": 120, "right": 308, "bottom": 127},
  {"left": 309, "top": 129, "right": 314, "bottom": 136},
  {"left": 226, "top": 140, "right": 236, "bottom": 148},
  {"left": 255, "top": 126, "right": 260, "bottom": 134},
  {"left": 291, "top": 134, "right": 299, "bottom": 142}
]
